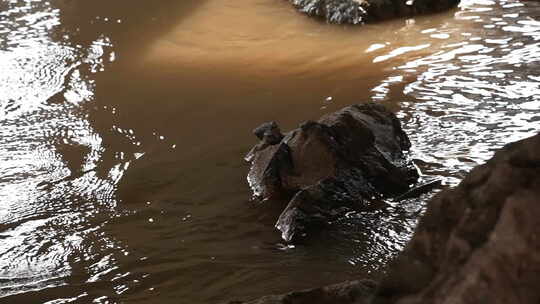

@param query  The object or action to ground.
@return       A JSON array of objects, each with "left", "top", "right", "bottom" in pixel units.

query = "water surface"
[{"left": 0, "top": 0, "right": 539, "bottom": 303}]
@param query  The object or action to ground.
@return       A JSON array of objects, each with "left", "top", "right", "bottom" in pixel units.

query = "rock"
[
  {"left": 287, "top": 0, "right": 460, "bottom": 25},
  {"left": 373, "top": 132, "right": 540, "bottom": 304},
  {"left": 254, "top": 121, "right": 284, "bottom": 145},
  {"left": 246, "top": 103, "right": 419, "bottom": 242},
  {"left": 226, "top": 279, "right": 377, "bottom": 304},
  {"left": 393, "top": 178, "right": 441, "bottom": 201},
  {"left": 232, "top": 132, "right": 540, "bottom": 304},
  {"left": 276, "top": 168, "right": 378, "bottom": 242},
  {"left": 246, "top": 122, "right": 285, "bottom": 163},
  {"left": 246, "top": 142, "right": 294, "bottom": 199}
]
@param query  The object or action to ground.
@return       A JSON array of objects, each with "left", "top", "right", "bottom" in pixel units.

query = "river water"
[{"left": 0, "top": 0, "right": 539, "bottom": 303}]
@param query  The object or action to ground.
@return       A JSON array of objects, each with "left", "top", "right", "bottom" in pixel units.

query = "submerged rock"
[
  {"left": 246, "top": 103, "right": 419, "bottom": 242},
  {"left": 374, "top": 132, "right": 540, "bottom": 304},
  {"left": 226, "top": 279, "right": 377, "bottom": 304},
  {"left": 288, "top": 0, "right": 460, "bottom": 25}
]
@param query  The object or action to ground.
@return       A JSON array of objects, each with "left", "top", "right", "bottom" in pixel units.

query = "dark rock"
[
  {"left": 393, "top": 178, "right": 441, "bottom": 201},
  {"left": 233, "top": 132, "right": 540, "bottom": 304},
  {"left": 276, "top": 168, "right": 378, "bottom": 242},
  {"left": 247, "top": 142, "right": 294, "bottom": 199},
  {"left": 288, "top": 0, "right": 460, "bottom": 25},
  {"left": 373, "top": 132, "right": 540, "bottom": 304},
  {"left": 226, "top": 279, "right": 377, "bottom": 304},
  {"left": 254, "top": 121, "right": 284, "bottom": 145},
  {"left": 246, "top": 103, "right": 419, "bottom": 242},
  {"left": 246, "top": 122, "right": 285, "bottom": 163}
]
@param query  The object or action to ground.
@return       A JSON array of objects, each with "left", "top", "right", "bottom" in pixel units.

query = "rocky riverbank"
[
  {"left": 230, "top": 131, "right": 540, "bottom": 303},
  {"left": 287, "top": 0, "right": 461, "bottom": 24}
]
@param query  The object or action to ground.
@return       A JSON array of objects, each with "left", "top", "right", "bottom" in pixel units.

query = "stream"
[{"left": 0, "top": 0, "right": 539, "bottom": 303}]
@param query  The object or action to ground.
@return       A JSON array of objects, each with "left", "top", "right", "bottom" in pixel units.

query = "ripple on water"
[
  {"left": 374, "top": 0, "right": 540, "bottom": 186},
  {"left": 349, "top": 0, "right": 540, "bottom": 272},
  {"left": 0, "top": 0, "right": 133, "bottom": 300}
]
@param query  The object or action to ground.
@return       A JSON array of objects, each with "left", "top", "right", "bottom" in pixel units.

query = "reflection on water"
[
  {"left": 0, "top": 0, "right": 539, "bottom": 302},
  {"left": 377, "top": 0, "right": 540, "bottom": 184},
  {"left": 0, "top": 0, "right": 128, "bottom": 301}
]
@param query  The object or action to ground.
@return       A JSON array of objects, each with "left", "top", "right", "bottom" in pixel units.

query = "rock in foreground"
[
  {"left": 227, "top": 279, "right": 377, "bottom": 304},
  {"left": 288, "top": 0, "right": 460, "bottom": 25},
  {"left": 246, "top": 103, "right": 419, "bottom": 242},
  {"left": 233, "top": 131, "right": 540, "bottom": 304},
  {"left": 374, "top": 132, "right": 540, "bottom": 304}
]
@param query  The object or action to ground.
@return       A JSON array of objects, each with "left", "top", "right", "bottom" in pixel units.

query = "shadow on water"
[{"left": 49, "top": 0, "right": 218, "bottom": 194}]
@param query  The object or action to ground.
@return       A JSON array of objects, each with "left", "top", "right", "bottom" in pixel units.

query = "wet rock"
[
  {"left": 246, "top": 122, "right": 286, "bottom": 164},
  {"left": 393, "top": 178, "right": 441, "bottom": 201},
  {"left": 233, "top": 133, "right": 540, "bottom": 304},
  {"left": 226, "top": 279, "right": 377, "bottom": 304},
  {"left": 254, "top": 121, "right": 284, "bottom": 145},
  {"left": 288, "top": 0, "right": 460, "bottom": 25},
  {"left": 374, "top": 132, "right": 540, "bottom": 304},
  {"left": 246, "top": 142, "right": 294, "bottom": 199},
  {"left": 246, "top": 103, "right": 419, "bottom": 242},
  {"left": 276, "top": 168, "right": 378, "bottom": 242}
]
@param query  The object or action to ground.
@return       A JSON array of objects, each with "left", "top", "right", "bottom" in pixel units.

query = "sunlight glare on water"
[
  {"left": 374, "top": 0, "right": 540, "bottom": 185},
  {"left": 0, "top": 0, "right": 135, "bottom": 301}
]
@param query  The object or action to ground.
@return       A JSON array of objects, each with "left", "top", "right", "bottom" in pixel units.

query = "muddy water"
[{"left": 1, "top": 0, "right": 539, "bottom": 303}]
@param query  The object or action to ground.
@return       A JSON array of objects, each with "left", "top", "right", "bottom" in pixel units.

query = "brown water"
[{"left": 1, "top": 0, "right": 539, "bottom": 303}]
